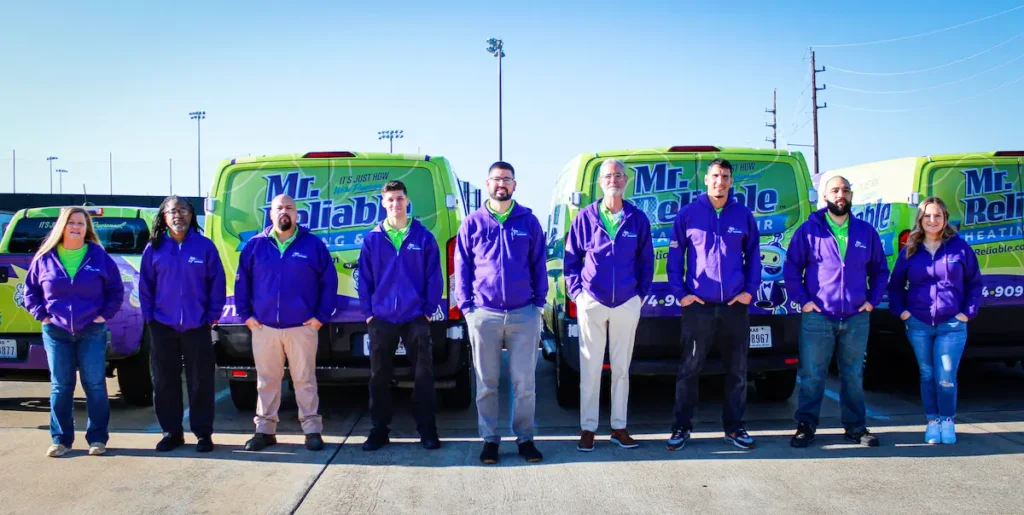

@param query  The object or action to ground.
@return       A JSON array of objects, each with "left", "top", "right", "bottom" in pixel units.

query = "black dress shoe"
[
  {"left": 518, "top": 441, "right": 543, "bottom": 463},
  {"left": 196, "top": 436, "right": 214, "bottom": 453},
  {"left": 244, "top": 433, "right": 277, "bottom": 451},
  {"left": 305, "top": 433, "right": 325, "bottom": 451},
  {"left": 421, "top": 435, "right": 442, "bottom": 450},
  {"left": 156, "top": 434, "right": 185, "bottom": 452},
  {"left": 362, "top": 429, "right": 390, "bottom": 451},
  {"left": 479, "top": 442, "right": 499, "bottom": 464}
]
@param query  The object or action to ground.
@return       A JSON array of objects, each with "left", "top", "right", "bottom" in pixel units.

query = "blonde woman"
[
  {"left": 23, "top": 207, "right": 125, "bottom": 457},
  {"left": 888, "top": 197, "right": 983, "bottom": 445}
]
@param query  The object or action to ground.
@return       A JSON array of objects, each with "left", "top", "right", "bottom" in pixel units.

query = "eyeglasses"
[
  {"left": 600, "top": 173, "right": 626, "bottom": 181},
  {"left": 488, "top": 177, "right": 515, "bottom": 184},
  {"left": 165, "top": 209, "right": 191, "bottom": 216}
]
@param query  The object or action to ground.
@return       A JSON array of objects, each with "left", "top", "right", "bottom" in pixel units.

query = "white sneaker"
[
  {"left": 925, "top": 419, "right": 941, "bottom": 444},
  {"left": 940, "top": 418, "right": 956, "bottom": 444},
  {"left": 88, "top": 442, "right": 107, "bottom": 455},
  {"left": 46, "top": 443, "right": 68, "bottom": 457}
]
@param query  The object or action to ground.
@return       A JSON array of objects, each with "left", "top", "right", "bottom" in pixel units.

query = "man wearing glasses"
[
  {"left": 564, "top": 159, "right": 654, "bottom": 452},
  {"left": 454, "top": 161, "right": 548, "bottom": 465}
]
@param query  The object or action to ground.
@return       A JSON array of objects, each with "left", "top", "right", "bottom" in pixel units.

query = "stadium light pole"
[
  {"left": 47, "top": 156, "right": 58, "bottom": 194},
  {"left": 377, "top": 130, "right": 404, "bottom": 153},
  {"left": 189, "top": 111, "right": 206, "bottom": 196},
  {"left": 485, "top": 38, "right": 505, "bottom": 161},
  {"left": 55, "top": 168, "right": 68, "bottom": 194}
]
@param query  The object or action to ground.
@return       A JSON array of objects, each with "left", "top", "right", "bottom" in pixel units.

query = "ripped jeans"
[{"left": 905, "top": 316, "right": 968, "bottom": 419}]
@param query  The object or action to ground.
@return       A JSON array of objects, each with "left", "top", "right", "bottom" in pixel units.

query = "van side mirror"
[
  {"left": 0, "top": 267, "right": 8, "bottom": 284},
  {"left": 570, "top": 191, "right": 582, "bottom": 207},
  {"left": 908, "top": 191, "right": 920, "bottom": 207},
  {"left": 445, "top": 194, "right": 458, "bottom": 209}
]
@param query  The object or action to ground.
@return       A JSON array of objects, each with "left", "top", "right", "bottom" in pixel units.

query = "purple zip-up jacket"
[
  {"left": 140, "top": 230, "right": 227, "bottom": 332},
  {"left": 24, "top": 242, "right": 124, "bottom": 335},
  {"left": 235, "top": 225, "right": 338, "bottom": 329},
  {"left": 667, "top": 194, "right": 761, "bottom": 304},
  {"left": 565, "top": 200, "right": 654, "bottom": 308},
  {"left": 887, "top": 234, "right": 983, "bottom": 325},
  {"left": 357, "top": 219, "right": 443, "bottom": 324},
  {"left": 454, "top": 202, "right": 548, "bottom": 312},
  {"left": 783, "top": 208, "right": 890, "bottom": 320}
]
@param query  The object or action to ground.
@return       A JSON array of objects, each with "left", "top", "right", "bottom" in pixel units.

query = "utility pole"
[
  {"left": 47, "top": 156, "right": 58, "bottom": 194},
  {"left": 486, "top": 38, "right": 505, "bottom": 161},
  {"left": 377, "top": 130, "right": 404, "bottom": 153},
  {"left": 811, "top": 48, "right": 827, "bottom": 175},
  {"left": 56, "top": 168, "right": 68, "bottom": 194},
  {"left": 765, "top": 89, "right": 777, "bottom": 149},
  {"left": 189, "top": 111, "right": 206, "bottom": 196}
]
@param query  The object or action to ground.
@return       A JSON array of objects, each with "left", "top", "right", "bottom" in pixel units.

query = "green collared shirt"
[
  {"left": 487, "top": 200, "right": 515, "bottom": 224},
  {"left": 598, "top": 202, "right": 623, "bottom": 237},
  {"left": 57, "top": 244, "right": 88, "bottom": 279},
  {"left": 826, "top": 214, "right": 849, "bottom": 260},
  {"left": 383, "top": 220, "right": 410, "bottom": 252},
  {"left": 274, "top": 231, "right": 297, "bottom": 255}
]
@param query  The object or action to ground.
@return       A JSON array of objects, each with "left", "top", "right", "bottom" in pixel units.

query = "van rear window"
[{"left": 7, "top": 217, "right": 150, "bottom": 255}]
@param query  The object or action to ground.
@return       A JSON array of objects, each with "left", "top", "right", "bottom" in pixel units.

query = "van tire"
[
  {"left": 439, "top": 361, "right": 473, "bottom": 410},
  {"left": 229, "top": 380, "right": 258, "bottom": 412},
  {"left": 555, "top": 345, "right": 580, "bottom": 409},
  {"left": 117, "top": 332, "right": 153, "bottom": 408},
  {"left": 754, "top": 370, "right": 797, "bottom": 402}
]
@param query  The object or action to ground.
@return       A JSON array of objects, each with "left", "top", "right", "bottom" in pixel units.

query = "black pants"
[
  {"left": 368, "top": 317, "right": 437, "bottom": 437},
  {"left": 672, "top": 302, "right": 749, "bottom": 432},
  {"left": 149, "top": 321, "right": 215, "bottom": 438}
]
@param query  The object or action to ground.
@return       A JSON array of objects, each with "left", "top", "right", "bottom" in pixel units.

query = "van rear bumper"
[{"left": 213, "top": 321, "right": 471, "bottom": 384}]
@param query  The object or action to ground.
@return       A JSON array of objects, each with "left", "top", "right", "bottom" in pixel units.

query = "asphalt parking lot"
[{"left": 2, "top": 354, "right": 1024, "bottom": 515}]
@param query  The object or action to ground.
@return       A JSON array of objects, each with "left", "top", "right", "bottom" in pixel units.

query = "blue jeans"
[
  {"left": 905, "top": 316, "right": 967, "bottom": 419},
  {"left": 794, "top": 312, "right": 870, "bottom": 432},
  {"left": 42, "top": 322, "right": 110, "bottom": 447}
]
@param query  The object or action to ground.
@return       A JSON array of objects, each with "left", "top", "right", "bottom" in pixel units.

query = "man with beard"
[
  {"left": 236, "top": 194, "right": 337, "bottom": 452},
  {"left": 564, "top": 159, "right": 653, "bottom": 452},
  {"left": 454, "top": 161, "right": 548, "bottom": 465},
  {"left": 665, "top": 158, "right": 761, "bottom": 451},
  {"left": 141, "top": 196, "right": 226, "bottom": 453},
  {"left": 783, "top": 175, "right": 889, "bottom": 448},
  {"left": 358, "top": 180, "right": 443, "bottom": 451}
]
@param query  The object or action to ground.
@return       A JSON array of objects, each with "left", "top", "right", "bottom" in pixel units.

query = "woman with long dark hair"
[
  {"left": 24, "top": 207, "right": 125, "bottom": 457},
  {"left": 888, "top": 196, "right": 983, "bottom": 445},
  {"left": 140, "top": 196, "right": 225, "bottom": 453}
]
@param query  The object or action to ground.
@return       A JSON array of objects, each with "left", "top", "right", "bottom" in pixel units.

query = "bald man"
[
  {"left": 783, "top": 176, "right": 889, "bottom": 448},
  {"left": 235, "top": 194, "right": 338, "bottom": 452}
]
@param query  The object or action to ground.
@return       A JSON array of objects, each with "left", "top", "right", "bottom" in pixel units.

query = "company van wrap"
[{"left": 207, "top": 157, "right": 452, "bottom": 325}]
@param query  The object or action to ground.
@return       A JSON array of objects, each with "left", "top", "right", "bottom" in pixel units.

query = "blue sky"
[{"left": 2, "top": 0, "right": 1022, "bottom": 213}]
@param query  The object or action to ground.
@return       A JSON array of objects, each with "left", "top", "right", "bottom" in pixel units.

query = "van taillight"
[
  {"left": 303, "top": 151, "right": 356, "bottom": 158},
  {"left": 994, "top": 151, "right": 1024, "bottom": 157},
  {"left": 566, "top": 293, "right": 577, "bottom": 318},
  {"left": 898, "top": 229, "right": 911, "bottom": 252},
  {"left": 446, "top": 237, "right": 462, "bottom": 320},
  {"left": 669, "top": 145, "right": 721, "bottom": 153}
]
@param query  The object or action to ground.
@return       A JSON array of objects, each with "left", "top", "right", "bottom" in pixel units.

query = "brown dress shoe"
[
  {"left": 577, "top": 431, "right": 596, "bottom": 452},
  {"left": 610, "top": 429, "right": 639, "bottom": 449}
]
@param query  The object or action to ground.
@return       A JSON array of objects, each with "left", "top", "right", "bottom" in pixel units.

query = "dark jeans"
[
  {"left": 905, "top": 316, "right": 968, "bottom": 419},
  {"left": 672, "top": 302, "right": 749, "bottom": 432},
  {"left": 794, "top": 311, "right": 870, "bottom": 432},
  {"left": 149, "top": 321, "right": 215, "bottom": 438},
  {"left": 368, "top": 317, "right": 437, "bottom": 437},
  {"left": 42, "top": 322, "right": 110, "bottom": 447}
]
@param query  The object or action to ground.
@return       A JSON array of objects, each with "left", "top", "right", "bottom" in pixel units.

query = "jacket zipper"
[
  {"left": 716, "top": 208, "right": 724, "bottom": 303},
  {"left": 179, "top": 240, "right": 184, "bottom": 328},
  {"left": 828, "top": 223, "right": 845, "bottom": 318}
]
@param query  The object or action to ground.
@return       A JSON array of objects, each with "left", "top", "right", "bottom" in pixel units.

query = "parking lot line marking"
[{"left": 824, "top": 388, "right": 891, "bottom": 420}]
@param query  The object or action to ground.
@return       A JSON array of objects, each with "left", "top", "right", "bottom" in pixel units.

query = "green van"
[
  {"left": 0, "top": 205, "right": 157, "bottom": 406},
  {"left": 821, "top": 151, "right": 1024, "bottom": 374},
  {"left": 204, "top": 151, "right": 473, "bottom": 411},
  {"left": 543, "top": 146, "right": 814, "bottom": 407}
]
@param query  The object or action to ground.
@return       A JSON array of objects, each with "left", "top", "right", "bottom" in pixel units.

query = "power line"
[
  {"left": 830, "top": 31, "right": 1024, "bottom": 76},
  {"left": 831, "top": 72, "right": 1024, "bottom": 113},
  {"left": 830, "top": 51, "right": 1024, "bottom": 94},
  {"left": 813, "top": 3, "right": 1024, "bottom": 48}
]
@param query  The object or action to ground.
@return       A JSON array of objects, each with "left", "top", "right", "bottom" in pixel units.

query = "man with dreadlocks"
[{"left": 140, "top": 196, "right": 226, "bottom": 453}]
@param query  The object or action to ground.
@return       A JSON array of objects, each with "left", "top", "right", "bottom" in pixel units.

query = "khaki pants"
[
  {"left": 252, "top": 325, "right": 323, "bottom": 434},
  {"left": 577, "top": 292, "right": 641, "bottom": 432}
]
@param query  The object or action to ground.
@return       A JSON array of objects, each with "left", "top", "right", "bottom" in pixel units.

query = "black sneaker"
[
  {"left": 724, "top": 428, "right": 755, "bottom": 449},
  {"left": 790, "top": 423, "right": 815, "bottom": 448},
  {"left": 421, "top": 435, "right": 442, "bottom": 450},
  {"left": 844, "top": 428, "right": 880, "bottom": 447},
  {"left": 155, "top": 434, "right": 185, "bottom": 452},
  {"left": 518, "top": 441, "right": 543, "bottom": 463},
  {"left": 480, "top": 442, "right": 500, "bottom": 464},
  {"left": 362, "top": 429, "right": 390, "bottom": 452},
  {"left": 244, "top": 433, "right": 277, "bottom": 451},
  {"left": 196, "top": 436, "right": 214, "bottom": 453},
  {"left": 666, "top": 428, "right": 690, "bottom": 451},
  {"left": 305, "top": 433, "right": 325, "bottom": 451}
]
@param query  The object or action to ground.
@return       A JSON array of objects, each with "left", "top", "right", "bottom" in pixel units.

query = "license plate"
[
  {"left": 362, "top": 334, "right": 407, "bottom": 356},
  {"left": 0, "top": 339, "right": 16, "bottom": 359},
  {"left": 749, "top": 326, "right": 771, "bottom": 349}
]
